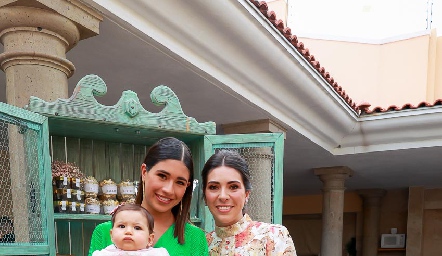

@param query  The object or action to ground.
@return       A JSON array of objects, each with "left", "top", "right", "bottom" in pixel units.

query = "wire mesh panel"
[
  {"left": 0, "top": 102, "right": 53, "bottom": 255},
  {"left": 213, "top": 146, "right": 274, "bottom": 223},
  {"left": 203, "top": 133, "right": 285, "bottom": 231}
]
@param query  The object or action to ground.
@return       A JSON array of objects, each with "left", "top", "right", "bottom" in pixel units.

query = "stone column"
[
  {"left": 358, "top": 189, "right": 386, "bottom": 256},
  {"left": 0, "top": 0, "right": 102, "bottom": 107},
  {"left": 314, "top": 166, "right": 353, "bottom": 256},
  {"left": 406, "top": 187, "right": 424, "bottom": 255},
  {"left": 0, "top": 0, "right": 101, "bottom": 243}
]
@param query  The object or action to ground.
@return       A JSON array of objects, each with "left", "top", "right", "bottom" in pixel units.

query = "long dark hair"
[
  {"left": 201, "top": 149, "right": 252, "bottom": 198},
  {"left": 135, "top": 137, "right": 193, "bottom": 244}
]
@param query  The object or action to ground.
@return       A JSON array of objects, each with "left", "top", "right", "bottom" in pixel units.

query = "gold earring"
[
  {"left": 180, "top": 201, "right": 183, "bottom": 215},
  {"left": 143, "top": 182, "right": 145, "bottom": 197}
]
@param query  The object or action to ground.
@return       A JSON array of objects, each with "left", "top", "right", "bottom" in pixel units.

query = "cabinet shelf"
[
  {"left": 54, "top": 213, "right": 111, "bottom": 221},
  {"left": 378, "top": 248, "right": 406, "bottom": 252},
  {"left": 53, "top": 213, "right": 201, "bottom": 224}
]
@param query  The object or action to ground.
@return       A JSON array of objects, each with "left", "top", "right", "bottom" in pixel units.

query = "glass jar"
[
  {"left": 71, "top": 177, "right": 84, "bottom": 190},
  {"left": 53, "top": 188, "right": 74, "bottom": 201},
  {"left": 84, "top": 176, "right": 99, "bottom": 198},
  {"left": 74, "top": 190, "right": 85, "bottom": 203},
  {"left": 78, "top": 202, "right": 85, "bottom": 214},
  {"left": 134, "top": 181, "right": 141, "bottom": 197},
  {"left": 100, "top": 179, "right": 117, "bottom": 200},
  {"left": 124, "top": 198, "right": 136, "bottom": 205},
  {"left": 53, "top": 176, "right": 71, "bottom": 189},
  {"left": 118, "top": 180, "right": 135, "bottom": 201},
  {"left": 102, "top": 199, "right": 119, "bottom": 215},
  {"left": 68, "top": 201, "right": 78, "bottom": 214},
  {"left": 85, "top": 198, "right": 101, "bottom": 214},
  {"left": 54, "top": 200, "right": 69, "bottom": 213}
]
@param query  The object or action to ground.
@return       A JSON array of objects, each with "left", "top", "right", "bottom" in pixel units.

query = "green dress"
[{"left": 88, "top": 221, "right": 209, "bottom": 256}]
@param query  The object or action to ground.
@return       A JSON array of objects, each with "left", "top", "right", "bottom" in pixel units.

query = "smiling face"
[
  {"left": 141, "top": 159, "right": 190, "bottom": 215},
  {"left": 205, "top": 166, "right": 250, "bottom": 227},
  {"left": 110, "top": 210, "right": 154, "bottom": 250}
]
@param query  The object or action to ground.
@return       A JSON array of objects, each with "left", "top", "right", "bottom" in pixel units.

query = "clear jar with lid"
[
  {"left": 53, "top": 176, "right": 71, "bottom": 189},
  {"left": 84, "top": 176, "right": 99, "bottom": 198},
  {"left": 53, "top": 188, "right": 74, "bottom": 201},
  {"left": 74, "top": 190, "right": 85, "bottom": 203},
  {"left": 100, "top": 179, "right": 117, "bottom": 200},
  {"left": 118, "top": 180, "right": 135, "bottom": 202},
  {"left": 71, "top": 177, "right": 84, "bottom": 190},
  {"left": 78, "top": 202, "right": 85, "bottom": 214},
  {"left": 69, "top": 201, "right": 85, "bottom": 214},
  {"left": 102, "top": 199, "right": 119, "bottom": 215},
  {"left": 68, "top": 201, "right": 78, "bottom": 214},
  {"left": 124, "top": 198, "right": 136, "bottom": 205},
  {"left": 134, "top": 181, "right": 141, "bottom": 196},
  {"left": 54, "top": 200, "right": 69, "bottom": 213},
  {"left": 85, "top": 198, "right": 101, "bottom": 214}
]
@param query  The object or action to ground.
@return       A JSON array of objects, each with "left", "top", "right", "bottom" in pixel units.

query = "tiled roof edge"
[
  {"left": 247, "top": 0, "right": 359, "bottom": 113},
  {"left": 359, "top": 99, "right": 442, "bottom": 115},
  {"left": 248, "top": 0, "right": 442, "bottom": 116}
]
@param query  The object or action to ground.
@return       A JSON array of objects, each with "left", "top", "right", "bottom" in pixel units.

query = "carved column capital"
[
  {"left": 0, "top": 0, "right": 102, "bottom": 107},
  {"left": 358, "top": 189, "right": 386, "bottom": 207},
  {"left": 313, "top": 166, "right": 353, "bottom": 191}
]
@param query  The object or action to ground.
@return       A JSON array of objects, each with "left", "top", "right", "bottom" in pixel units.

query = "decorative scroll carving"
[{"left": 26, "top": 74, "right": 216, "bottom": 135}]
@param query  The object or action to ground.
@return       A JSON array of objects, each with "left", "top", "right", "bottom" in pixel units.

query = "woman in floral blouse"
[{"left": 202, "top": 150, "right": 297, "bottom": 255}]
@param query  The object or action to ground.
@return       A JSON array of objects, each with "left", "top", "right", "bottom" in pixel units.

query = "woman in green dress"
[{"left": 88, "top": 137, "right": 209, "bottom": 256}]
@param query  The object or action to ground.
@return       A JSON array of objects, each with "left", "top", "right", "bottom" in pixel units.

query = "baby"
[{"left": 92, "top": 204, "right": 169, "bottom": 256}]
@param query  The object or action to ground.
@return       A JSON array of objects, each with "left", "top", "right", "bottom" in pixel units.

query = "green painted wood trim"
[
  {"left": 190, "top": 217, "right": 201, "bottom": 223},
  {"left": 54, "top": 213, "right": 111, "bottom": 221},
  {"left": 53, "top": 214, "right": 200, "bottom": 223},
  {"left": 272, "top": 133, "right": 284, "bottom": 225},
  {"left": 205, "top": 133, "right": 282, "bottom": 145},
  {"left": 0, "top": 102, "right": 46, "bottom": 125},
  {"left": 0, "top": 245, "right": 50, "bottom": 255},
  {"left": 41, "top": 117, "right": 56, "bottom": 256},
  {"left": 202, "top": 136, "right": 216, "bottom": 231},
  {"left": 27, "top": 74, "right": 216, "bottom": 135}
]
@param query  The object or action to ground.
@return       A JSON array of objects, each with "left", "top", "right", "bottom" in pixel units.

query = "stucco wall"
[
  {"left": 298, "top": 35, "right": 433, "bottom": 109},
  {"left": 379, "top": 189, "right": 408, "bottom": 236},
  {"left": 283, "top": 191, "right": 362, "bottom": 215},
  {"left": 435, "top": 37, "right": 442, "bottom": 99}
]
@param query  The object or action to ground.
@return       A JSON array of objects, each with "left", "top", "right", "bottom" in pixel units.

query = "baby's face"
[{"left": 110, "top": 210, "right": 154, "bottom": 250}]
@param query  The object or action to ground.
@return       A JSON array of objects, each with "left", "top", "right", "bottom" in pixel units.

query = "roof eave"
[
  {"left": 335, "top": 107, "right": 442, "bottom": 154},
  {"left": 83, "top": 0, "right": 442, "bottom": 155}
]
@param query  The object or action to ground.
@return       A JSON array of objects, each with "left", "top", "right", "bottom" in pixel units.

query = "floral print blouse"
[{"left": 206, "top": 214, "right": 297, "bottom": 256}]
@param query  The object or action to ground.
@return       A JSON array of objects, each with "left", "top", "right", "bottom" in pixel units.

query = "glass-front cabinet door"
[
  {"left": 0, "top": 102, "right": 55, "bottom": 256},
  {"left": 201, "top": 133, "right": 284, "bottom": 232}
]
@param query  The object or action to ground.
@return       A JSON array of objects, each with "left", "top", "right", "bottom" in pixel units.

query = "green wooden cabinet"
[
  {"left": 0, "top": 74, "right": 284, "bottom": 256},
  {"left": 0, "top": 102, "right": 55, "bottom": 256},
  {"left": 201, "top": 133, "right": 284, "bottom": 231}
]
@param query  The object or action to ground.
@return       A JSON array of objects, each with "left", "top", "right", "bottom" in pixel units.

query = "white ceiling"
[{"left": 1, "top": 0, "right": 442, "bottom": 196}]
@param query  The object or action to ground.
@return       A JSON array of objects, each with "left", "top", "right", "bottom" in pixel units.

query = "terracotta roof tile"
[
  {"left": 248, "top": 0, "right": 441, "bottom": 116},
  {"left": 360, "top": 99, "right": 442, "bottom": 115},
  {"left": 247, "top": 0, "right": 359, "bottom": 112}
]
